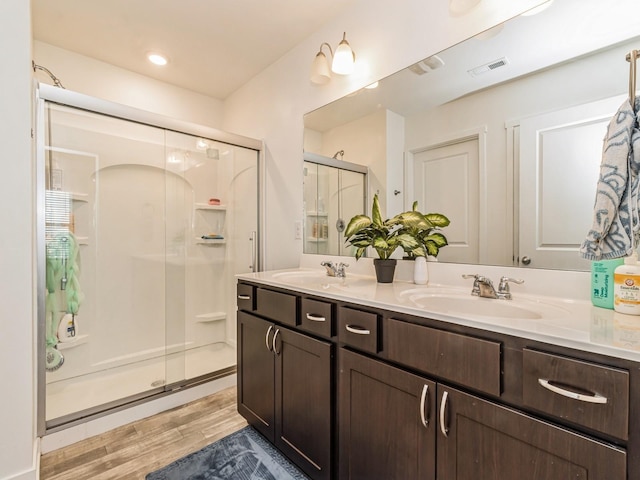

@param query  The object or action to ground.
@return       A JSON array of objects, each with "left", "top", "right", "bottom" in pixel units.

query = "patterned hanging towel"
[{"left": 580, "top": 98, "right": 640, "bottom": 260}]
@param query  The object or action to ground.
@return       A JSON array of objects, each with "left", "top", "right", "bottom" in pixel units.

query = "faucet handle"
[
  {"left": 497, "top": 276, "right": 524, "bottom": 299},
  {"left": 462, "top": 274, "right": 481, "bottom": 295},
  {"left": 336, "top": 262, "right": 349, "bottom": 277},
  {"left": 321, "top": 260, "right": 336, "bottom": 276}
]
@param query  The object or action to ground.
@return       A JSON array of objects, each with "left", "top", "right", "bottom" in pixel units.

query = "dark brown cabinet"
[
  {"left": 237, "top": 309, "right": 333, "bottom": 480},
  {"left": 437, "top": 385, "right": 626, "bottom": 480},
  {"left": 239, "top": 280, "right": 634, "bottom": 480},
  {"left": 339, "top": 348, "right": 436, "bottom": 480}
]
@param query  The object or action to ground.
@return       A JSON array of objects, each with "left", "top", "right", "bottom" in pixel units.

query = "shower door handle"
[{"left": 249, "top": 231, "right": 257, "bottom": 271}]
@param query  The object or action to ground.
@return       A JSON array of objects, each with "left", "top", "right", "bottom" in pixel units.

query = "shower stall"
[{"left": 36, "top": 85, "right": 262, "bottom": 431}]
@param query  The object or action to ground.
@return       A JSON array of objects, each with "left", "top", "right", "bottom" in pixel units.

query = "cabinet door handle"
[
  {"left": 238, "top": 294, "right": 251, "bottom": 300},
  {"left": 265, "top": 325, "right": 274, "bottom": 351},
  {"left": 272, "top": 328, "right": 281, "bottom": 355},
  {"left": 306, "top": 313, "right": 326, "bottom": 322},
  {"left": 538, "top": 379, "right": 608, "bottom": 404},
  {"left": 419, "top": 384, "right": 430, "bottom": 427},
  {"left": 439, "top": 391, "right": 449, "bottom": 437},
  {"left": 345, "top": 324, "right": 370, "bottom": 335}
]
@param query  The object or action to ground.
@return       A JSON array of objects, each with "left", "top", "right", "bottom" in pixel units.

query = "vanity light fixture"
[
  {"left": 310, "top": 32, "right": 356, "bottom": 85},
  {"left": 148, "top": 52, "right": 168, "bottom": 66}
]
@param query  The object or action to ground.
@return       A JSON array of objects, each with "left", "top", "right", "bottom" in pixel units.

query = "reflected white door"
[
  {"left": 517, "top": 95, "right": 624, "bottom": 270},
  {"left": 413, "top": 138, "right": 479, "bottom": 264}
]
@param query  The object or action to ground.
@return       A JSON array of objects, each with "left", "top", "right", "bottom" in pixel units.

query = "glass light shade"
[
  {"left": 310, "top": 51, "right": 331, "bottom": 85},
  {"left": 331, "top": 36, "right": 355, "bottom": 75}
]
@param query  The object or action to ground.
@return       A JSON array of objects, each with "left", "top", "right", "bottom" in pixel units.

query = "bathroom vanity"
[{"left": 236, "top": 268, "right": 640, "bottom": 480}]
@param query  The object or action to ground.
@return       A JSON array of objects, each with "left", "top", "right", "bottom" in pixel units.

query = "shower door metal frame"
[{"left": 35, "top": 83, "right": 265, "bottom": 435}]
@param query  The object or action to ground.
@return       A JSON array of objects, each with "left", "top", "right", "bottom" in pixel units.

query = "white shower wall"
[{"left": 43, "top": 100, "right": 259, "bottom": 423}]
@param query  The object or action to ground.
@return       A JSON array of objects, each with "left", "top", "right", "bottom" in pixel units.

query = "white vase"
[{"left": 413, "top": 256, "right": 428, "bottom": 285}]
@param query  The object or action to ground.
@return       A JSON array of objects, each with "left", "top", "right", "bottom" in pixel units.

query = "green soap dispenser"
[{"left": 591, "top": 258, "right": 624, "bottom": 309}]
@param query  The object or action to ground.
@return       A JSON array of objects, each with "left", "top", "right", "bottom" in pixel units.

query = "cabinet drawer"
[
  {"left": 522, "top": 348, "right": 629, "bottom": 440},
  {"left": 300, "top": 298, "right": 334, "bottom": 338},
  {"left": 338, "top": 307, "right": 379, "bottom": 354},
  {"left": 386, "top": 318, "right": 502, "bottom": 397},
  {"left": 236, "top": 283, "right": 255, "bottom": 311},
  {"left": 256, "top": 287, "right": 298, "bottom": 326}
]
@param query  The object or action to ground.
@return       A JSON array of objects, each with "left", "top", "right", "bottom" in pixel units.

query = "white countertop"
[{"left": 238, "top": 266, "right": 640, "bottom": 364}]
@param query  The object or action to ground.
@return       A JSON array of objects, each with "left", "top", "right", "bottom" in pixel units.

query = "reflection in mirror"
[
  {"left": 303, "top": 152, "right": 368, "bottom": 256},
  {"left": 303, "top": 0, "right": 639, "bottom": 271}
]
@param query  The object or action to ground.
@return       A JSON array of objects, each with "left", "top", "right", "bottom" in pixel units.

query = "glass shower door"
[
  {"left": 41, "top": 98, "right": 260, "bottom": 429},
  {"left": 163, "top": 131, "right": 259, "bottom": 383}
]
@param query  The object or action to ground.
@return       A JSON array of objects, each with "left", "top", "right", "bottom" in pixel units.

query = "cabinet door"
[
  {"left": 274, "top": 326, "right": 333, "bottom": 480},
  {"left": 436, "top": 385, "right": 626, "bottom": 480},
  {"left": 339, "top": 348, "right": 436, "bottom": 480},
  {"left": 237, "top": 311, "right": 275, "bottom": 441}
]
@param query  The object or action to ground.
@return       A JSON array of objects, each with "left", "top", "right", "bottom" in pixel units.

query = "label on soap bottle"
[{"left": 614, "top": 271, "right": 640, "bottom": 315}]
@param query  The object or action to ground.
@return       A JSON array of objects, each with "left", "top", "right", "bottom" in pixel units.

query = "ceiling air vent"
[
  {"left": 409, "top": 55, "right": 445, "bottom": 75},
  {"left": 467, "top": 56, "right": 509, "bottom": 77}
]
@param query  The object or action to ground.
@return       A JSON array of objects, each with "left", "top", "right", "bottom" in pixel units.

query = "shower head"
[{"left": 332, "top": 150, "right": 344, "bottom": 160}]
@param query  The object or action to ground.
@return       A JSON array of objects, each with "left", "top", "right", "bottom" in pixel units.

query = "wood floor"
[{"left": 40, "top": 385, "right": 247, "bottom": 480}]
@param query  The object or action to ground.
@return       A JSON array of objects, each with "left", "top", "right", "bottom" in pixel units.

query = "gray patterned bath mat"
[{"left": 146, "top": 426, "right": 309, "bottom": 479}]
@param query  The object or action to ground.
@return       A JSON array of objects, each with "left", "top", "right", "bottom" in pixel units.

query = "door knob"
[{"left": 521, "top": 256, "right": 531, "bottom": 265}]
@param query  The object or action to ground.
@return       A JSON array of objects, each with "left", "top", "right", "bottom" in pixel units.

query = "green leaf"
[
  {"left": 395, "top": 233, "right": 419, "bottom": 250},
  {"left": 344, "top": 215, "right": 372, "bottom": 238},
  {"left": 424, "top": 232, "right": 448, "bottom": 248},
  {"left": 412, "top": 200, "right": 418, "bottom": 211},
  {"left": 425, "top": 242, "right": 439, "bottom": 256},
  {"left": 425, "top": 213, "right": 450, "bottom": 228},
  {"left": 371, "top": 194, "right": 383, "bottom": 227},
  {"left": 392, "top": 211, "right": 430, "bottom": 229}
]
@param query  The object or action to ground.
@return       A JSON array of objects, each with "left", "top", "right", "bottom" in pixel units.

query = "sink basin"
[{"left": 407, "top": 292, "right": 571, "bottom": 320}]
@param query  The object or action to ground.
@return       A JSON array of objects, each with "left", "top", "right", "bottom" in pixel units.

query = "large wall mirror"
[
  {"left": 303, "top": 152, "right": 367, "bottom": 256},
  {"left": 303, "top": 0, "right": 639, "bottom": 271}
]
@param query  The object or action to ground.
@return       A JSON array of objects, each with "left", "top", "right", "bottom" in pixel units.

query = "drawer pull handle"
[
  {"left": 265, "top": 325, "right": 274, "bottom": 351},
  {"left": 538, "top": 379, "right": 608, "bottom": 404},
  {"left": 419, "top": 384, "right": 430, "bottom": 427},
  {"left": 306, "top": 313, "right": 326, "bottom": 322},
  {"left": 439, "top": 390, "right": 449, "bottom": 437},
  {"left": 238, "top": 294, "right": 251, "bottom": 300},
  {"left": 272, "top": 328, "right": 281, "bottom": 355},
  {"left": 346, "top": 324, "right": 371, "bottom": 335}
]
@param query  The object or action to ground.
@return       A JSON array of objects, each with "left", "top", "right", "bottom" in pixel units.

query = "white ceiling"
[{"left": 31, "top": 0, "right": 359, "bottom": 99}]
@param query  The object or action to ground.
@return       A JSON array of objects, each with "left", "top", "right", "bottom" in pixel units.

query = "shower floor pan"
[{"left": 45, "top": 342, "right": 236, "bottom": 422}]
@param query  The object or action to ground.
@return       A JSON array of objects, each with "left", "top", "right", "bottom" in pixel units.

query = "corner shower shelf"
[
  {"left": 71, "top": 192, "right": 89, "bottom": 202},
  {"left": 57, "top": 334, "right": 89, "bottom": 350},
  {"left": 307, "top": 237, "right": 328, "bottom": 243},
  {"left": 196, "top": 238, "right": 226, "bottom": 245},
  {"left": 195, "top": 203, "right": 227, "bottom": 211},
  {"left": 306, "top": 211, "right": 328, "bottom": 217},
  {"left": 195, "top": 312, "right": 226, "bottom": 323}
]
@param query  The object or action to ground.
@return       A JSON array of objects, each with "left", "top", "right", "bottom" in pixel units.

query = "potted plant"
[
  {"left": 398, "top": 201, "right": 450, "bottom": 259},
  {"left": 344, "top": 194, "right": 426, "bottom": 283}
]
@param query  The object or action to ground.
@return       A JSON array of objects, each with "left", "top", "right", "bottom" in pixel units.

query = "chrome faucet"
[
  {"left": 462, "top": 274, "right": 524, "bottom": 300},
  {"left": 321, "top": 260, "right": 349, "bottom": 278}
]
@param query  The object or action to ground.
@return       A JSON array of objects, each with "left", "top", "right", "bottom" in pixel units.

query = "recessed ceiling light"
[{"left": 148, "top": 53, "right": 168, "bottom": 66}]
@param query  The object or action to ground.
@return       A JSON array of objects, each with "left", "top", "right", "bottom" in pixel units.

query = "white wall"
[
  {"left": 1, "top": 1, "right": 544, "bottom": 478},
  {"left": 0, "top": 2, "right": 37, "bottom": 479},
  {"left": 33, "top": 42, "right": 225, "bottom": 129}
]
